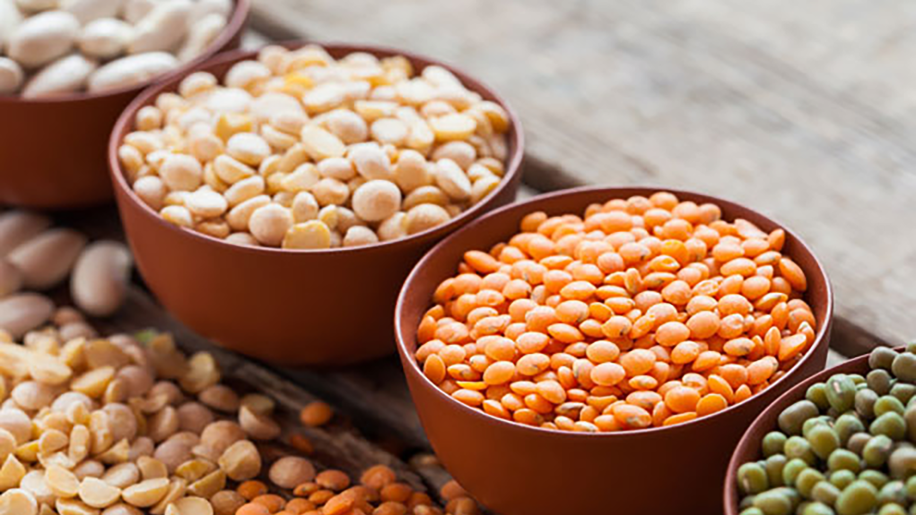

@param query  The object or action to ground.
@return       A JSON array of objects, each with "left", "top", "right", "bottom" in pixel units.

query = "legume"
[
  {"left": 736, "top": 344, "right": 916, "bottom": 515},
  {"left": 119, "top": 44, "right": 512, "bottom": 249},
  {"left": 415, "top": 192, "right": 817, "bottom": 431},
  {"left": 0, "top": 0, "right": 235, "bottom": 97}
]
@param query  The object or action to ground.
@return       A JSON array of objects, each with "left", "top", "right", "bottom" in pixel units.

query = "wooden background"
[{"left": 248, "top": 0, "right": 916, "bottom": 359}]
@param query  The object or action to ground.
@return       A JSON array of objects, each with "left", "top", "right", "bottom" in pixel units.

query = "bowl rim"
[
  {"left": 0, "top": 0, "right": 251, "bottom": 104},
  {"left": 722, "top": 348, "right": 890, "bottom": 514},
  {"left": 107, "top": 41, "right": 525, "bottom": 256},
  {"left": 395, "top": 184, "right": 835, "bottom": 440}
]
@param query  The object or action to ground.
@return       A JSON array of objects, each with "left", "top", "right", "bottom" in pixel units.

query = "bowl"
[
  {"left": 109, "top": 42, "right": 524, "bottom": 365},
  {"left": 724, "top": 349, "right": 883, "bottom": 514},
  {"left": 0, "top": 0, "right": 250, "bottom": 209},
  {"left": 395, "top": 186, "right": 833, "bottom": 515}
]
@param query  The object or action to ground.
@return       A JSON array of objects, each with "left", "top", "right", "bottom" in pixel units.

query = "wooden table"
[{"left": 31, "top": 1, "right": 916, "bottom": 511}]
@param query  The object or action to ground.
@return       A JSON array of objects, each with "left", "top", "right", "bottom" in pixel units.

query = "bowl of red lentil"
[
  {"left": 108, "top": 42, "right": 524, "bottom": 365},
  {"left": 395, "top": 186, "right": 833, "bottom": 515}
]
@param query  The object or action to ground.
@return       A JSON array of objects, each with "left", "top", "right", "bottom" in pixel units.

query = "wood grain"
[{"left": 248, "top": 0, "right": 916, "bottom": 355}]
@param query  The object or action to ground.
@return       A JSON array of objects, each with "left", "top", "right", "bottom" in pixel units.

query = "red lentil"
[{"left": 414, "top": 192, "right": 816, "bottom": 432}]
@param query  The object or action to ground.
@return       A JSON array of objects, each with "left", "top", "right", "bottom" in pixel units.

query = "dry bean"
[
  {"left": 119, "top": 45, "right": 511, "bottom": 248},
  {"left": 217, "top": 440, "right": 260, "bottom": 481},
  {"left": 8, "top": 228, "right": 87, "bottom": 289},
  {"left": 89, "top": 52, "right": 179, "bottom": 93},
  {"left": 416, "top": 192, "right": 815, "bottom": 432},
  {"left": 0, "top": 293, "right": 54, "bottom": 339},
  {"left": 7, "top": 11, "right": 80, "bottom": 68},
  {"left": 268, "top": 456, "right": 315, "bottom": 489},
  {"left": 22, "top": 53, "right": 97, "bottom": 98},
  {"left": 70, "top": 242, "right": 131, "bottom": 317}
]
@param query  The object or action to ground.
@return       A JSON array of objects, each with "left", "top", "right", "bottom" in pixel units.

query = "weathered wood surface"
[{"left": 248, "top": 0, "right": 916, "bottom": 358}]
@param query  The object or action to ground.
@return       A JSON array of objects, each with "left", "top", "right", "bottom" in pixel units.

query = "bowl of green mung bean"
[{"left": 725, "top": 344, "right": 916, "bottom": 515}]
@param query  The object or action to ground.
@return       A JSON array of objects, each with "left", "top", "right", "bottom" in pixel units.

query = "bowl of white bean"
[
  {"left": 0, "top": 0, "right": 250, "bottom": 209},
  {"left": 108, "top": 42, "right": 524, "bottom": 365}
]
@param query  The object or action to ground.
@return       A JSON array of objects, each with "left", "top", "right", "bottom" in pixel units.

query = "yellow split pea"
[{"left": 119, "top": 44, "right": 512, "bottom": 250}]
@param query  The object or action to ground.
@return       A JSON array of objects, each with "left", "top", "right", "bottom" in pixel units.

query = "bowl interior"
[
  {"left": 723, "top": 350, "right": 885, "bottom": 514},
  {"left": 0, "top": 0, "right": 251, "bottom": 104},
  {"left": 396, "top": 185, "right": 834, "bottom": 437},
  {"left": 108, "top": 41, "right": 524, "bottom": 255}
]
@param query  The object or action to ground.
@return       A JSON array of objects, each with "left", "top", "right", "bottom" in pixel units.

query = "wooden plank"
[{"left": 247, "top": 0, "right": 916, "bottom": 357}]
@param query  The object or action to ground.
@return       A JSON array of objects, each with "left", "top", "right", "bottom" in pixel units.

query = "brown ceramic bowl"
[
  {"left": 395, "top": 186, "right": 833, "bottom": 515},
  {"left": 109, "top": 43, "right": 524, "bottom": 365},
  {"left": 724, "top": 350, "right": 886, "bottom": 514},
  {"left": 0, "top": 0, "right": 250, "bottom": 209}
]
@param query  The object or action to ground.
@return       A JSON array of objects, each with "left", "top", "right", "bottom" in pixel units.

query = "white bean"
[
  {"left": 70, "top": 241, "right": 132, "bottom": 317},
  {"left": 22, "top": 53, "right": 97, "bottom": 98},
  {"left": 189, "top": 0, "right": 230, "bottom": 21},
  {"left": 78, "top": 18, "right": 133, "bottom": 60},
  {"left": 127, "top": 0, "right": 190, "bottom": 54},
  {"left": 0, "top": 259, "right": 22, "bottom": 298},
  {"left": 15, "top": 0, "right": 57, "bottom": 12},
  {"left": 88, "top": 52, "right": 178, "bottom": 92},
  {"left": 0, "top": 0, "right": 24, "bottom": 48},
  {"left": 120, "top": 0, "right": 158, "bottom": 24},
  {"left": 0, "top": 293, "right": 53, "bottom": 338},
  {"left": 176, "top": 12, "right": 225, "bottom": 63},
  {"left": 0, "top": 212, "right": 50, "bottom": 257},
  {"left": 7, "top": 10, "right": 80, "bottom": 68},
  {"left": 7, "top": 228, "right": 87, "bottom": 289},
  {"left": 0, "top": 58, "right": 24, "bottom": 95},
  {"left": 60, "top": 0, "right": 124, "bottom": 24}
]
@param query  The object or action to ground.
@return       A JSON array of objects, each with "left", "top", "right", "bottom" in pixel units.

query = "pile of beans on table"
[
  {"left": 0, "top": 210, "right": 132, "bottom": 331},
  {"left": 415, "top": 191, "right": 818, "bottom": 432},
  {"left": 0, "top": 0, "right": 234, "bottom": 97},
  {"left": 0, "top": 307, "right": 477, "bottom": 515},
  {"left": 736, "top": 345, "right": 916, "bottom": 515},
  {"left": 118, "top": 44, "right": 512, "bottom": 249}
]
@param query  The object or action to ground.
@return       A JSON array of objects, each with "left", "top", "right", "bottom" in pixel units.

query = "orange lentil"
[
  {"left": 664, "top": 412, "right": 698, "bottom": 426},
  {"left": 299, "top": 401, "right": 334, "bottom": 427},
  {"left": 619, "top": 349, "right": 656, "bottom": 376},
  {"left": 612, "top": 403, "right": 652, "bottom": 429},
  {"left": 238, "top": 480, "right": 269, "bottom": 501},
  {"left": 252, "top": 495, "right": 285, "bottom": 513},
  {"left": 655, "top": 321, "right": 690, "bottom": 346},
  {"left": 284, "top": 499, "right": 316, "bottom": 515},
  {"left": 320, "top": 495, "right": 354, "bottom": 515},
  {"left": 316, "top": 470, "right": 351, "bottom": 492},
  {"left": 237, "top": 504, "right": 271, "bottom": 515},
  {"left": 360, "top": 465, "right": 397, "bottom": 491},
  {"left": 415, "top": 192, "right": 816, "bottom": 433},
  {"left": 379, "top": 484, "right": 413, "bottom": 504},
  {"left": 665, "top": 386, "right": 700, "bottom": 413},
  {"left": 439, "top": 480, "right": 469, "bottom": 502},
  {"left": 289, "top": 434, "right": 314, "bottom": 455},
  {"left": 590, "top": 362, "right": 626, "bottom": 386}
]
